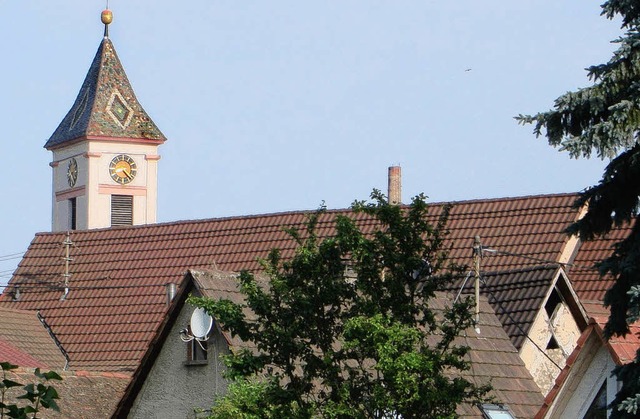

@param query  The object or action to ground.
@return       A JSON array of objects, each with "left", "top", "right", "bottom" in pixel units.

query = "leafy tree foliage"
[
  {"left": 0, "top": 362, "right": 61, "bottom": 419},
  {"left": 191, "top": 192, "right": 489, "bottom": 418},
  {"left": 517, "top": 2, "right": 640, "bottom": 416}
]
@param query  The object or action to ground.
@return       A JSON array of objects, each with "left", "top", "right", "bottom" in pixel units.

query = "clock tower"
[{"left": 46, "top": 10, "right": 166, "bottom": 231}]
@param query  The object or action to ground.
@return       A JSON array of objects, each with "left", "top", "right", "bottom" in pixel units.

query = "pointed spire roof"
[{"left": 45, "top": 35, "right": 166, "bottom": 149}]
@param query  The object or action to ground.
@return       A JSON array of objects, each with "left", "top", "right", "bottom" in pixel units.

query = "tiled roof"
[
  {"left": 0, "top": 307, "right": 67, "bottom": 369},
  {"left": 581, "top": 301, "right": 640, "bottom": 365},
  {"left": 44, "top": 37, "right": 165, "bottom": 149},
  {"left": 447, "top": 265, "right": 561, "bottom": 349},
  {"left": 458, "top": 295, "right": 544, "bottom": 418},
  {"left": 0, "top": 193, "right": 581, "bottom": 373},
  {"left": 568, "top": 225, "right": 632, "bottom": 304},
  {"left": 0, "top": 339, "right": 46, "bottom": 369},
  {"left": 1, "top": 368, "right": 129, "bottom": 419},
  {"left": 192, "top": 269, "right": 543, "bottom": 418}
]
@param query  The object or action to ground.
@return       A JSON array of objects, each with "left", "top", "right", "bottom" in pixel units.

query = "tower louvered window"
[{"left": 111, "top": 195, "right": 133, "bottom": 226}]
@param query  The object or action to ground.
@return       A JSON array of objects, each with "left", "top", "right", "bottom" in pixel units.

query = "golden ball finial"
[{"left": 101, "top": 9, "right": 113, "bottom": 25}]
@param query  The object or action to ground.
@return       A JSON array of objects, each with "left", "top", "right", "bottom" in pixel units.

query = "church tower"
[{"left": 46, "top": 10, "right": 166, "bottom": 231}]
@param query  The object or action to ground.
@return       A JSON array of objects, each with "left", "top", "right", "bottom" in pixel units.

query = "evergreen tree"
[
  {"left": 517, "top": 1, "right": 640, "bottom": 416},
  {"left": 190, "top": 192, "right": 489, "bottom": 418}
]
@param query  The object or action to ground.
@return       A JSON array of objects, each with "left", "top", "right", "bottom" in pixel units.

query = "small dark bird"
[{"left": 465, "top": 68, "right": 472, "bottom": 72}]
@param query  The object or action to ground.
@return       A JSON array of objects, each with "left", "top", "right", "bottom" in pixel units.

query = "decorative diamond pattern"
[{"left": 106, "top": 90, "right": 133, "bottom": 129}]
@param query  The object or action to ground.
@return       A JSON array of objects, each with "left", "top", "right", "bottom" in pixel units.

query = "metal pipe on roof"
[{"left": 165, "top": 282, "right": 177, "bottom": 306}]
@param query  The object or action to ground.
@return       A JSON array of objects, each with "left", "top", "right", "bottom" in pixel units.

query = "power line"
[
  {"left": 2, "top": 282, "right": 171, "bottom": 292},
  {"left": 0, "top": 253, "right": 25, "bottom": 262},
  {"left": 481, "top": 246, "right": 595, "bottom": 271}
]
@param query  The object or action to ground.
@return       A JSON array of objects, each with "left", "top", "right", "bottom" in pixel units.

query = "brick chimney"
[{"left": 388, "top": 166, "right": 402, "bottom": 205}]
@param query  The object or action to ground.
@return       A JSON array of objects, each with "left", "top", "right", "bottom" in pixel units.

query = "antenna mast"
[
  {"left": 473, "top": 236, "right": 482, "bottom": 329},
  {"left": 61, "top": 232, "right": 73, "bottom": 300}
]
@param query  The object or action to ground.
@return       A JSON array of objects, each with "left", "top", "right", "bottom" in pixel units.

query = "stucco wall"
[{"left": 129, "top": 303, "right": 230, "bottom": 419}]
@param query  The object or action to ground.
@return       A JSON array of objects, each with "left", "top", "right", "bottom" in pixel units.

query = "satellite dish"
[{"left": 190, "top": 307, "right": 213, "bottom": 340}]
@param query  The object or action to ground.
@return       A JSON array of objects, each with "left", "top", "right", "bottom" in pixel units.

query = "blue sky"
[{"left": 0, "top": 1, "right": 623, "bottom": 286}]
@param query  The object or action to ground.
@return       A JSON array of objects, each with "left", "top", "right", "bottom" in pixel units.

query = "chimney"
[{"left": 388, "top": 166, "right": 402, "bottom": 205}]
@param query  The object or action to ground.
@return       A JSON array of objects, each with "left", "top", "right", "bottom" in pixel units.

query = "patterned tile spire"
[{"left": 44, "top": 10, "right": 166, "bottom": 149}]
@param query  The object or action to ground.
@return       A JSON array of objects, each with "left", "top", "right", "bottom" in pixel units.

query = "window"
[
  {"left": 69, "top": 198, "right": 77, "bottom": 230},
  {"left": 186, "top": 338, "right": 208, "bottom": 365},
  {"left": 111, "top": 195, "right": 133, "bottom": 226},
  {"left": 481, "top": 404, "right": 515, "bottom": 419}
]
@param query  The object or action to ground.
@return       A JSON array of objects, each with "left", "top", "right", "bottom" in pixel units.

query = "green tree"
[
  {"left": 0, "top": 362, "right": 61, "bottom": 419},
  {"left": 191, "top": 192, "right": 489, "bottom": 419},
  {"left": 517, "top": 1, "right": 640, "bottom": 416}
]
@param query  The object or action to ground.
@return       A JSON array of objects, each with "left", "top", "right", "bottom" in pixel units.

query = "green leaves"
[
  {"left": 1, "top": 363, "right": 62, "bottom": 419},
  {"left": 198, "top": 192, "right": 487, "bottom": 418}
]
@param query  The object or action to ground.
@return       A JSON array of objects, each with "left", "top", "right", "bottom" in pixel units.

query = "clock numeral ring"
[{"left": 109, "top": 154, "right": 137, "bottom": 184}]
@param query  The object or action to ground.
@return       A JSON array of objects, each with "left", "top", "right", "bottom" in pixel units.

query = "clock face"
[
  {"left": 109, "top": 154, "right": 137, "bottom": 185},
  {"left": 67, "top": 158, "right": 78, "bottom": 187}
]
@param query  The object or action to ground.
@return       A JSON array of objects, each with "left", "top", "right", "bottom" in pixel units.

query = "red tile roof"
[
  {"left": 0, "top": 307, "right": 67, "bottom": 369},
  {"left": 580, "top": 301, "right": 640, "bottom": 365},
  {"left": 568, "top": 225, "right": 632, "bottom": 304},
  {"left": 0, "top": 339, "right": 46, "bottom": 369},
  {"left": 0, "top": 193, "right": 582, "bottom": 373}
]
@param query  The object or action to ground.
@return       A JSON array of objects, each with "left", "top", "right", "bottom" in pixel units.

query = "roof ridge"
[
  {"left": 32, "top": 191, "right": 581, "bottom": 239},
  {"left": 86, "top": 38, "right": 108, "bottom": 127},
  {"left": 482, "top": 265, "right": 560, "bottom": 276},
  {"left": 443, "top": 191, "right": 579, "bottom": 206}
]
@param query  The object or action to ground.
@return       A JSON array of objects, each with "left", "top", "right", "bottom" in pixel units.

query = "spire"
[{"left": 44, "top": 10, "right": 166, "bottom": 149}]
